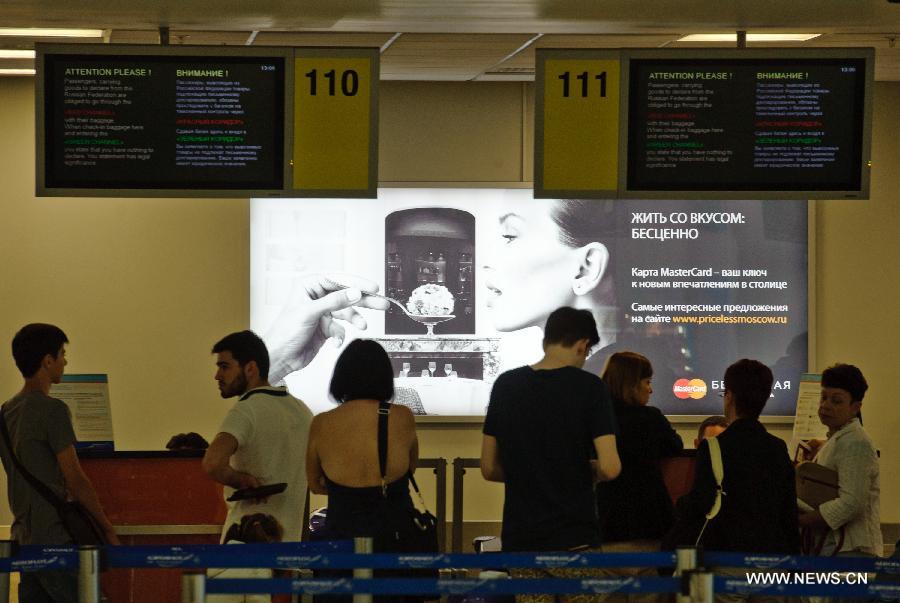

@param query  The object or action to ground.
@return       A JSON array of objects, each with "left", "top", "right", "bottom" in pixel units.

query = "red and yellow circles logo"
[{"left": 673, "top": 378, "right": 708, "bottom": 400}]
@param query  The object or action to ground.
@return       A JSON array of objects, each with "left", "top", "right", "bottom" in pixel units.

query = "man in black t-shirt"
[{"left": 481, "top": 307, "right": 621, "bottom": 553}]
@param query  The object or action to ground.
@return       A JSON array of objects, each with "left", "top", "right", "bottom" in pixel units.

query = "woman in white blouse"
[{"left": 799, "top": 364, "right": 882, "bottom": 557}]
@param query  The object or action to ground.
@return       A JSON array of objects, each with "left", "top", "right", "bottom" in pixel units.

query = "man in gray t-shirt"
[
  {"left": 2, "top": 391, "right": 77, "bottom": 545},
  {"left": 0, "top": 323, "right": 118, "bottom": 603}
]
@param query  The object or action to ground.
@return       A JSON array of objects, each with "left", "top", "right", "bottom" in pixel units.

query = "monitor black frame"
[
  {"left": 620, "top": 47, "right": 874, "bottom": 200},
  {"left": 36, "top": 43, "right": 295, "bottom": 198},
  {"left": 534, "top": 47, "right": 874, "bottom": 200}
]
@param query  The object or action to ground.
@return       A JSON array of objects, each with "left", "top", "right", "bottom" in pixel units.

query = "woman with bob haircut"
[
  {"left": 596, "top": 351, "right": 682, "bottom": 601},
  {"left": 799, "top": 363, "right": 881, "bottom": 558},
  {"left": 306, "top": 339, "right": 424, "bottom": 602}
]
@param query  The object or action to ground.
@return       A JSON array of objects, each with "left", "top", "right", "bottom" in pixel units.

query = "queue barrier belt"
[
  {"left": 0, "top": 546, "right": 677, "bottom": 572},
  {"left": 3, "top": 545, "right": 900, "bottom": 574},
  {"left": 0, "top": 541, "right": 352, "bottom": 573},
  {"left": 4, "top": 543, "right": 900, "bottom": 600},
  {"left": 106, "top": 541, "right": 356, "bottom": 570},
  {"left": 0, "top": 547, "right": 79, "bottom": 572},
  {"left": 204, "top": 577, "right": 682, "bottom": 596}
]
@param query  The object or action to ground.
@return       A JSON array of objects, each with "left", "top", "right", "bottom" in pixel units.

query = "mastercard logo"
[{"left": 673, "top": 378, "right": 708, "bottom": 400}]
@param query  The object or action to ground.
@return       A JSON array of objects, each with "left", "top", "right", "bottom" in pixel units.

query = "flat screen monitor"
[
  {"left": 625, "top": 49, "right": 873, "bottom": 199},
  {"left": 36, "top": 44, "right": 291, "bottom": 196},
  {"left": 251, "top": 189, "right": 808, "bottom": 419}
]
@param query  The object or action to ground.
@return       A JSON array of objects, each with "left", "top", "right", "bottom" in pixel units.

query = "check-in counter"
[
  {"left": 79, "top": 451, "right": 444, "bottom": 602},
  {"left": 79, "top": 449, "right": 226, "bottom": 603}
]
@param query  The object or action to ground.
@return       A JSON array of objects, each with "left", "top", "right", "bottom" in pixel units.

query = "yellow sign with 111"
[{"left": 541, "top": 57, "right": 620, "bottom": 194}]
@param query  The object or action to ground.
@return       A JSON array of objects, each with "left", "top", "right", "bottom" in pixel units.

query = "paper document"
[
  {"left": 50, "top": 374, "right": 114, "bottom": 448},
  {"left": 792, "top": 374, "right": 828, "bottom": 441}
]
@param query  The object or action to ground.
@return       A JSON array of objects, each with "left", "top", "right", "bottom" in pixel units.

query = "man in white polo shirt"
[{"left": 202, "top": 330, "right": 313, "bottom": 542}]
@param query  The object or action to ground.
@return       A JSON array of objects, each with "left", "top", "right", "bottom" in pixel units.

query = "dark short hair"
[
  {"left": 723, "top": 358, "right": 773, "bottom": 419},
  {"left": 697, "top": 415, "right": 729, "bottom": 441},
  {"left": 12, "top": 323, "right": 68, "bottom": 378},
  {"left": 602, "top": 351, "right": 653, "bottom": 405},
  {"left": 821, "top": 363, "right": 868, "bottom": 402},
  {"left": 329, "top": 339, "right": 394, "bottom": 403},
  {"left": 223, "top": 513, "right": 283, "bottom": 544},
  {"left": 543, "top": 307, "right": 600, "bottom": 348},
  {"left": 166, "top": 432, "right": 210, "bottom": 450},
  {"left": 212, "top": 330, "right": 270, "bottom": 380}
]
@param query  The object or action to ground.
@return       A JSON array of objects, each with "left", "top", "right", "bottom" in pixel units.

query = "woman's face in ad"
[{"left": 483, "top": 200, "right": 581, "bottom": 331}]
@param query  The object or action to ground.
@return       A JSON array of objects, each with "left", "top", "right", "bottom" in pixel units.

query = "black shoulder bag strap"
[
  {"left": 0, "top": 406, "right": 68, "bottom": 513},
  {"left": 408, "top": 471, "right": 425, "bottom": 500},
  {"left": 377, "top": 400, "right": 390, "bottom": 497},
  {"left": 376, "top": 401, "right": 427, "bottom": 498}
]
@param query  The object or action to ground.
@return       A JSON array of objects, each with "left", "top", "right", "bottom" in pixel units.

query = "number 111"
[{"left": 558, "top": 71, "right": 607, "bottom": 98}]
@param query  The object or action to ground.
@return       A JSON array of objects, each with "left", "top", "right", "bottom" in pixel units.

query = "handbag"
[
  {"left": 796, "top": 461, "right": 840, "bottom": 508},
  {"left": 376, "top": 401, "right": 439, "bottom": 555},
  {"left": 0, "top": 407, "right": 107, "bottom": 545},
  {"left": 662, "top": 436, "right": 725, "bottom": 551},
  {"left": 375, "top": 401, "right": 439, "bottom": 598},
  {"left": 403, "top": 473, "right": 439, "bottom": 554},
  {"left": 796, "top": 461, "right": 844, "bottom": 555}
]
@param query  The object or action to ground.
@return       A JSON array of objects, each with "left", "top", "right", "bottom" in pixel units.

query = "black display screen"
[
  {"left": 41, "top": 52, "right": 285, "bottom": 191},
  {"left": 627, "top": 58, "right": 867, "bottom": 192}
]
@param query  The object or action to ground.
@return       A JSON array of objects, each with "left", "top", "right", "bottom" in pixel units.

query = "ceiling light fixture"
[
  {"left": 0, "top": 50, "right": 36, "bottom": 59},
  {"left": 678, "top": 33, "right": 821, "bottom": 42},
  {"left": 0, "top": 68, "right": 36, "bottom": 76},
  {"left": 0, "top": 28, "right": 103, "bottom": 38}
]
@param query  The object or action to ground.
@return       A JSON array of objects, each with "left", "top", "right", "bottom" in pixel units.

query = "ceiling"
[{"left": 1, "top": 0, "right": 899, "bottom": 80}]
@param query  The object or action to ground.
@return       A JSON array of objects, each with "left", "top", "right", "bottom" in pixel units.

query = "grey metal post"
[
  {"left": 674, "top": 547, "right": 698, "bottom": 603},
  {"left": 688, "top": 571, "right": 714, "bottom": 603},
  {"left": 298, "top": 568, "right": 314, "bottom": 603},
  {"left": 451, "top": 458, "right": 466, "bottom": 553},
  {"left": 291, "top": 568, "right": 315, "bottom": 603},
  {"left": 77, "top": 546, "right": 101, "bottom": 603},
  {"left": 0, "top": 540, "right": 13, "bottom": 603},
  {"left": 181, "top": 571, "right": 206, "bottom": 603},
  {"left": 353, "top": 537, "right": 374, "bottom": 603}
]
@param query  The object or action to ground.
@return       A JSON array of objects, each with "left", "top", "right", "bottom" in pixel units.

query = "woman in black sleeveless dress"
[{"left": 306, "top": 339, "right": 424, "bottom": 603}]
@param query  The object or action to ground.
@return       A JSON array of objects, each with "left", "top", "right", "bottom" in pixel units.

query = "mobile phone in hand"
[{"left": 227, "top": 482, "right": 287, "bottom": 502}]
